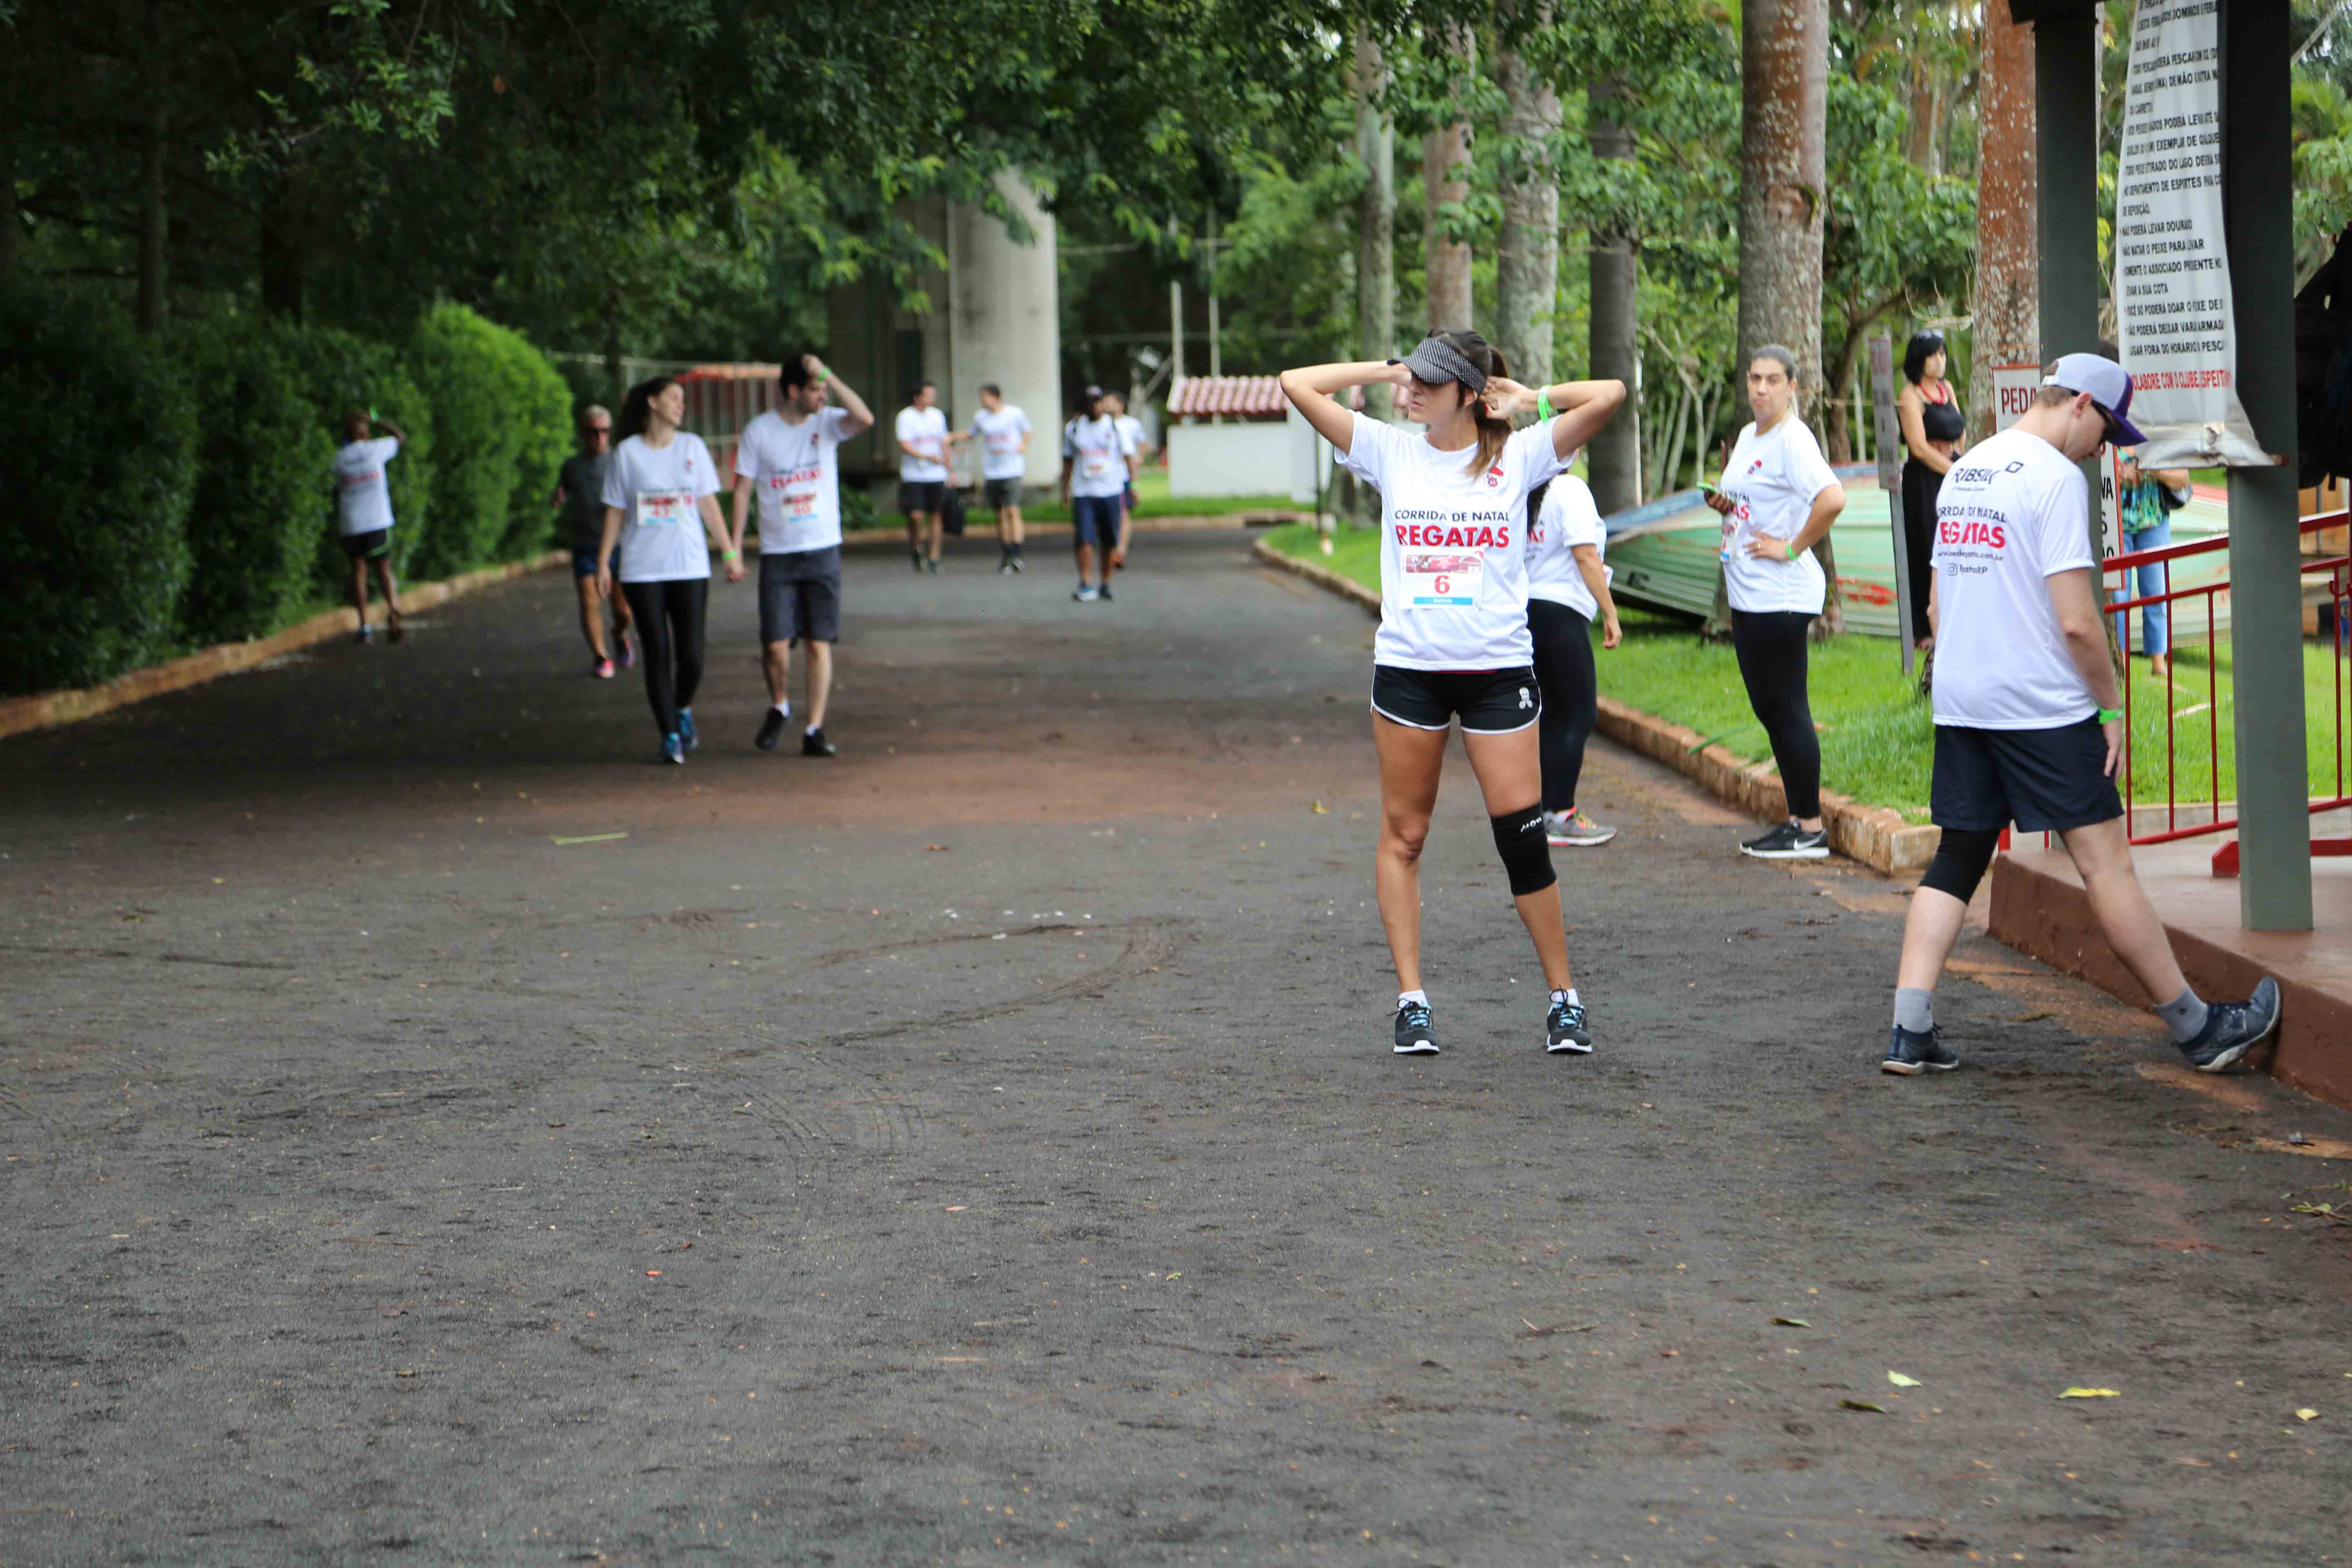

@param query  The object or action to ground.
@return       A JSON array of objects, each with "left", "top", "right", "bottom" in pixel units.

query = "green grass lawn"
[
  {"left": 1266, "top": 521, "right": 2352, "bottom": 820},
  {"left": 1019, "top": 466, "right": 1302, "bottom": 524}
]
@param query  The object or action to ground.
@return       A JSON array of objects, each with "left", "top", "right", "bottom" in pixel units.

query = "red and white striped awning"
[{"left": 1166, "top": 376, "right": 1364, "bottom": 419}]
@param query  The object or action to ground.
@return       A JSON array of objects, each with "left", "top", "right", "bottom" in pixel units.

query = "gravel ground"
[{"left": 2, "top": 531, "right": 2348, "bottom": 1565}]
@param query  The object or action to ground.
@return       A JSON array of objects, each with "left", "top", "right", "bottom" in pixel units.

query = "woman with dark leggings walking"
[
  {"left": 1525, "top": 475, "right": 1621, "bottom": 847},
  {"left": 1704, "top": 346, "right": 1846, "bottom": 859},
  {"left": 1896, "top": 330, "right": 1965, "bottom": 651},
  {"left": 597, "top": 376, "right": 745, "bottom": 764}
]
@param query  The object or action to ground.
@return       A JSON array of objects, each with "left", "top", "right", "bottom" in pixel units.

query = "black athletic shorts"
[
  {"left": 901, "top": 480, "right": 947, "bottom": 516},
  {"left": 340, "top": 529, "right": 391, "bottom": 561},
  {"left": 1931, "top": 717, "right": 2123, "bottom": 834},
  {"left": 983, "top": 477, "right": 1021, "bottom": 510},
  {"left": 1370, "top": 665, "right": 1543, "bottom": 735},
  {"left": 759, "top": 547, "right": 842, "bottom": 646}
]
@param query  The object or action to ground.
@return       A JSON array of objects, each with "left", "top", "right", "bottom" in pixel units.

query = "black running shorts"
[
  {"left": 1931, "top": 717, "right": 2123, "bottom": 834},
  {"left": 983, "top": 477, "right": 1021, "bottom": 510},
  {"left": 900, "top": 480, "right": 947, "bottom": 516},
  {"left": 339, "top": 529, "right": 392, "bottom": 561},
  {"left": 759, "top": 547, "right": 842, "bottom": 646},
  {"left": 1370, "top": 665, "right": 1543, "bottom": 735}
]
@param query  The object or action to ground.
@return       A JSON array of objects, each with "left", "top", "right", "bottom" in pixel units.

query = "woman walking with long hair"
[
  {"left": 1280, "top": 331, "right": 1624, "bottom": 1057},
  {"left": 597, "top": 376, "right": 744, "bottom": 764},
  {"left": 1896, "top": 330, "right": 1965, "bottom": 651},
  {"left": 1703, "top": 345, "right": 1846, "bottom": 860}
]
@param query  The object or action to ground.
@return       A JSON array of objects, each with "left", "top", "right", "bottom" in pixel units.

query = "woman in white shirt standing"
[
  {"left": 1524, "top": 474, "right": 1623, "bottom": 847},
  {"left": 1702, "top": 346, "right": 1846, "bottom": 860},
  {"left": 1280, "top": 332, "right": 1625, "bottom": 1060},
  {"left": 597, "top": 376, "right": 745, "bottom": 765}
]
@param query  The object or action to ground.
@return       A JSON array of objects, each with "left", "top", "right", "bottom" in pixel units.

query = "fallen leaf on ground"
[
  {"left": 1772, "top": 1317, "right": 1811, "bottom": 1328},
  {"left": 644, "top": 1269, "right": 662, "bottom": 1278},
  {"left": 2058, "top": 1387, "right": 2119, "bottom": 1399},
  {"left": 2296, "top": 1408, "right": 2320, "bottom": 1421},
  {"left": 1840, "top": 1399, "right": 1888, "bottom": 1412},
  {"left": 1887, "top": 1371, "right": 1920, "bottom": 1387},
  {"left": 925, "top": 844, "right": 950, "bottom": 852},
  {"left": 944, "top": 1205, "right": 968, "bottom": 1212},
  {"left": 1311, "top": 801, "right": 1328, "bottom": 814},
  {"left": 1517, "top": 1319, "right": 1598, "bottom": 1337},
  {"left": 551, "top": 832, "right": 629, "bottom": 846}
]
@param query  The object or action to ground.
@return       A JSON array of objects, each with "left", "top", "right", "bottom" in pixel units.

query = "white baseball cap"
[{"left": 2042, "top": 353, "right": 2145, "bottom": 445}]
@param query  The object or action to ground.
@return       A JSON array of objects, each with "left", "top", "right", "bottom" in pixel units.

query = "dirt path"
[{"left": 2, "top": 532, "right": 2348, "bottom": 1564}]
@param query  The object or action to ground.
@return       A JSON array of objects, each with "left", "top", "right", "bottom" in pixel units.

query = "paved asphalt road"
[{"left": 3, "top": 531, "right": 2349, "bottom": 1565}]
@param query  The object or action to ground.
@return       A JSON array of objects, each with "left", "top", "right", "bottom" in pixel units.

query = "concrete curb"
[
  {"left": 0, "top": 549, "right": 568, "bottom": 742},
  {"left": 1251, "top": 537, "right": 1940, "bottom": 876},
  {"left": 838, "top": 511, "right": 1308, "bottom": 550}
]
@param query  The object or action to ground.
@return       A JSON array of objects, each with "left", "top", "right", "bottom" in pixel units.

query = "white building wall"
[{"left": 1166, "top": 423, "right": 1293, "bottom": 497}]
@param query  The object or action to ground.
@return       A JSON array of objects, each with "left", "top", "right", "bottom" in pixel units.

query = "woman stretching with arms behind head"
[{"left": 1280, "top": 332, "right": 1625, "bottom": 1058}]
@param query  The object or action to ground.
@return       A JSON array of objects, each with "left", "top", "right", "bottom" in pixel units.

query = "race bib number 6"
[
  {"left": 1401, "top": 551, "right": 1482, "bottom": 608},
  {"left": 636, "top": 490, "right": 691, "bottom": 528}
]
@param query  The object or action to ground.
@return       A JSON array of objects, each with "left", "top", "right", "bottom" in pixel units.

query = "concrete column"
[
  {"left": 948, "top": 172, "right": 1064, "bottom": 490},
  {"left": 2033, "top": 11, "right": 2105, "bottom": 571},
  {"left": 2221, "top": 0, "right": 2314, "bottom": 930}
]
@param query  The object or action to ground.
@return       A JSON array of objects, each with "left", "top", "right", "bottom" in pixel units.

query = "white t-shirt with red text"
[
  {"left": 895, "top": 406, "right": 949, "bottom": 482},
  {"left": 1335, "top": 414, "right": 1570, "bottom": 670},
  {"left": 1716, "top": 416, "right": 1838, "bottom": 615},
  {"left": 1526, "top": 474, "right": 1609, "bottom": 620},
  {"left": 735, "top": 407, "right": 853, "bottom": 554},
  {"left": 1929, "top": 426, "right": 2098, "bottom": 730},
  {"left": 334, "top": 437, "right": 401, "bottom": 536},
  {"left": 1062, "top": 415, "right": 1134, "bottom": 499},
  {"left": 601, "top": 432, "right": 720, "bottom": 583},
  {"left": 969, "top": 406, "right": 1033, "bottom": 481}
]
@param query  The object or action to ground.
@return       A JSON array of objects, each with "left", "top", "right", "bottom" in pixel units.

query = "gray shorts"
[
  {"left": 983, "top": 477, "right": 1021, "bottom": 510},
  {"left": 759, "top": 547, "right": 842, "bottom": 646}
]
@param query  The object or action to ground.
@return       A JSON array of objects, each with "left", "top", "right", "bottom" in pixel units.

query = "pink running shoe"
[{"left": 594, "top": 658, "right": 616, "bottom": 679}]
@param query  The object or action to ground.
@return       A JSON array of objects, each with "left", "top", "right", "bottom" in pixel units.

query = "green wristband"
[
  {"left": 1783, "top": 539, "right": 1799, "bottom": 561},
  {"left": 2097, "top": 706, "right": 2123, "bottom": 722},
  {"left": 1536, "top": 388, "right": 1555, "bottom": 423}
]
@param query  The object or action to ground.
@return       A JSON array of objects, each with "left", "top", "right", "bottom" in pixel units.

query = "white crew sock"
[
  {"left": 1397, "top": 989, "right": 1428, "bottom": 1011},
  {"left": 1550, "top": 987, "right": 1580, "bottom": 1008},
  {"left": 772, "top": 702, "right": 790, "bottom": 719},
  {"left": 805, "top": 723, "right": 822, "bottom": 736}
]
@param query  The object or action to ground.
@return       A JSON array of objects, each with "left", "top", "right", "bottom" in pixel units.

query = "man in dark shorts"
[
  {"left": 731, "top": 352, "right": 875, "bottom": 757},
  {"left": 1884, "top": 353, "right": 2281, "bottom": 1077},
  {"left": 554, "top": 404, "right": 635, "bottom": 677},
  {"left": 1059, "top": 386, "right": 1136, "bottom": 603},
  {"left": 332, "top": 407, "right": 410, "bottom": 643},
  {"left": 961, "top": 383, "right": 1033, "bottom": 573},
  {"left": 895, "top": 381, "right": 950, "bottom": 574}
]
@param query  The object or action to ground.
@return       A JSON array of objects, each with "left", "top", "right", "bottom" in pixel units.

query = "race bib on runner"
[
  {"left": 636, "top": 490, "right": 692, "bottom": 528},
  {"left": 769, "top": 471, "right": 821, "bottom": 520},
  {"left": 1400, "top": 551, "right": 1482, "bottom": 608},
  {"left": 1080, "top": 450, "right": 1114, "bottom": 481}
]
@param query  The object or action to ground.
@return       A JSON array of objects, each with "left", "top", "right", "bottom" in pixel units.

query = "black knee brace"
[
  {"left": 1491, "top": 805, "right": 1557, "bottom": 896},
  {"left": 1920, "top": 827, "right": 2000, "bottom": 903}
]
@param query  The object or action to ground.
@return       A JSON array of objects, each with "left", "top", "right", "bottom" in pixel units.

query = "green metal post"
[{"left": 2222, "top": 0, "right": 2314, "bottom": 930}]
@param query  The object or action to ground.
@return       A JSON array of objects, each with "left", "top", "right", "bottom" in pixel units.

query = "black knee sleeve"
[
  {"left": 1491, "top": 806, "right": 1557, "bottom": 896},
  {"left": 1920, "top": 827, "right": 2000, "bottom": 903}
]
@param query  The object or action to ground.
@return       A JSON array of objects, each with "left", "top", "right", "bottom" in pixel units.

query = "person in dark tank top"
[{"left": 1897, "top": 330, "right": 1966, "bottom": 652}]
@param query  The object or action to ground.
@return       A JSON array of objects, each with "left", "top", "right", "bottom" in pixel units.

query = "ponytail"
[
  {"left": 618, "top": 375, "right": 679, "bottom": 442},
  {"left": 1435, "top": 329, "right": 1512, "bottom": 477}
]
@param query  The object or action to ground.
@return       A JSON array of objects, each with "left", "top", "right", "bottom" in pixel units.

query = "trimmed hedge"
[
  {"left": 0, "top": 288, "right": 199, "bottom": 693},
  {"left": 171, "top": 316, "right": 338, "bottom": 644},
  {"left": 406, "top": 304, "right": 569, "bottom": 579},
  {"left": 501, "top": 331, "right": 575, "bottom": 559},
  {"left": 282, "top": 324, "right": 437, "bottom": 586}
]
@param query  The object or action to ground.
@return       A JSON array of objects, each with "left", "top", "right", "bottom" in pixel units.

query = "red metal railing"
[{"left": 2098, "top": 510, "right": 2352, "bottom": 873}]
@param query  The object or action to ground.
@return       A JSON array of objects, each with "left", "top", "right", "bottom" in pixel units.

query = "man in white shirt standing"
[
  {"left": 958, "top": 383, "right": 1033, "bottom": 575},
  {"left": 895, "top": 381, "right": 951, "bottom": 575},
  {"left": 1884, "top": 353, "right": 2281, "bottom": 1077},
  {"left": 1060, "top": 386, "right": 1137, "bottom": 603},
  {"left": 731, "top": 352, "right": 875, "bottom": 759},
  {"left": 332, "top": 407, "right": 410, "bottom": 643}
]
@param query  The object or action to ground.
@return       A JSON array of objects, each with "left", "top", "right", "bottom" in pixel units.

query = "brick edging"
[
  {"left": 0, "top": 549, "right": 569, "bottom": 742},
  {"left": 1251, "top": 537, "right": 1940, "bottom": 875}
]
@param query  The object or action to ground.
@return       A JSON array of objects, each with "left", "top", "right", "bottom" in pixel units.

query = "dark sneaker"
[
  {"left": 1882, "top": 1023, "right": 1961, "bottom": 1075},
  {"left": 1073, "top": 583, "right": 1099, "bottom": 603},
  {"left": 998, "top": 557, "right": 1016, "bottom": 575},
  {"left": 354, "top": 623, "right": 373, "bottom": 644},
  {"left": 1393, "top": 1001, "right": 1438, "bottom": 1056},
  {"left": 1546, "top": 996, "right": 1593, "bottom": 1055},
  {"left": 755, "top": 709, "right": 787, "bottom": 751},
  {"left": 2179, "top": 977, "right": 2281, "bottom": 1073},
  {"left": 661, "top": 733, "right": 686, "bottom": 766},
  {"left": 678, "top": 707, "right": 698, "bottom": 751},
  {"left": 387, "top": 611, "right": 405, "bottom": 644},
  {"left": 1741, "top": 820, "right": 1830, "bottom": 860},
  {"left": 801, "top": 727, "right": 837, "bottom": 758},
  {"left": 925, "top": 556, "right": 941, "bottom": 575},
  {"left": 1098, "top": 581, "right": 1114, "bottom": 601},
  {"left": 1010, "top": 552, "right": 1026, "bottom": 572},
  {"left": 618, "top": 631, "right": 637, "bottom": 670},
  {"left": 911, "top": 549, "right": 924, "bottom": 572}
]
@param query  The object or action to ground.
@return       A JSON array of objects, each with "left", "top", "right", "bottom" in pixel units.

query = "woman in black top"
[{"left": 1895, "top": 330, "right": 1966, "bottom": 648}]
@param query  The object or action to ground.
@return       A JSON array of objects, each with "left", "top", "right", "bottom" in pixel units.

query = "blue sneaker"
[
  {"left": 678, "top": 707, "right": 698, "bottom": 751},
  {"left": 1546, "top": 996, "right": 1593, "bottom": 1055},
  {"left": 1393, "top": 1000, "right": 1437, "bottom": 1056},
  {"left": 661, "top": 733, "right": 686, "bottom": 766},
  {"left": 2179, "top": 977, "right": 2281, "bottom": 1074},
  {"left": 1882, "top": 1023, "right": 1960, "bottom": 1075}
]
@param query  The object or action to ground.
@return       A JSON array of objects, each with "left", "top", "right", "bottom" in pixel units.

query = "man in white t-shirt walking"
[
  {"left": 1884, "top": 353, "right": 2281, "bottom": 1077},
  {"left": 895, "top": 382, "right": 951, "bottom": 575},
  {"left": 731, "top": 352, "right": 875, "bottom": 758},
  {"left": 961, "top": 383, "right": 1032, "bottom": 573},
  {"left": 332, "top": 407, "right": 410, "bottom": 643},
  {"left": 1060, "top": 387, "right": 1137, "bottom": 603}
]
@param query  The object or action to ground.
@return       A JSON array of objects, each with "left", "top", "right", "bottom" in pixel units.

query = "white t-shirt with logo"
[
  {"left": 1716, "top": 416, "right": 1839, "bottom": 615},
  {"left": 601, "top": 432, "right": 720, "bottom": 583},
  {"left": 1335, "top": 414, "right": 1570, "bottom": 671},
  {"left": 1929, "top": 426, "right": 2098, "bottom": 730},
  {"left": 334, "top": 437, "right": 401, "bottom": 536},
  {"left": 1526, "top": 475, "right": 1609, "bottom": 620},
  {"left": 969, "top": 406, "right": 1033, "bottom": 481},
  {"left": 735, "top": 407, "right": 853, "bottom": 554},
  {"left": 1062, "top": 415, "right": 1134, "bottom": 499},
  {"left": 1115, "top": 414, "right": 1147, "bottom": 467},
  {"left": 895, "top": 406, "right": 949, "bottom": 482}
]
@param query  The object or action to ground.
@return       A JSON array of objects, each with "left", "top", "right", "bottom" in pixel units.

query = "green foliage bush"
[
  {"left": 406, "top": 303, "right": 565, "bottom": 578},
  {"left": 500, "top": 339, "right": 575, "bottom": 559},
  {"left": 170, "top": 316, "right": 337, "bottom": 644},
  {"left": 282, "top": 323, "right": 436, "bottom": 586},
  {"left": 0, "top": 287, "right": 198, "bottom": 695}
]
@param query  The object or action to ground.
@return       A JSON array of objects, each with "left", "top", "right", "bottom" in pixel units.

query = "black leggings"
[
  {"left": 1528, "top": 598, "right": 1598, "bottom": 814},
  {"left": 1730, "top": 608, "right": 1821, "bottom": 820},
  {"left": 1900, "top": 458, "right": 1943, "bottom": 643},
  {"left": 620, "top": 577, "right": 709, "bottom": 739}
]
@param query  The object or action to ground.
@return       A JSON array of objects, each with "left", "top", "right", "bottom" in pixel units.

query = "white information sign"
[
  {"left": 2113, "top": 0, "right": 2265, "bottom": 466},
  {"left": 1991, "top": 364, "right": 2043, "bottom": 432}
]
